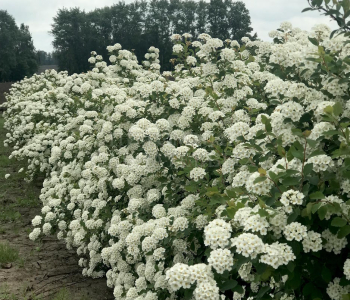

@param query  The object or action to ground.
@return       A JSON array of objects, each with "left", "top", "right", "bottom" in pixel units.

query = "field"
[{"left": 0, "top": 92, "right": 113, "bottom": 299}]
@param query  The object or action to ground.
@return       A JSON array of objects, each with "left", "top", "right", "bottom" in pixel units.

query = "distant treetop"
[
  {"left": 51, "top": 0, "right": 256, "bottom": 74},
  {"left": 0, "top": 10, "right": 38, "bottom": 82}
]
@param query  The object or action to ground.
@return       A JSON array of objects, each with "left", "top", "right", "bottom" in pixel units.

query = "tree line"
[
  {"left": 0, "top": 10, "right": 38, "bottom": 82},
  {"left": 36, "top": 50, "right": 58, "bottom": 66},
  {"left": 0, "top": 0, "right": 255, "bottom": 82},
  {"left": 51, "top": 0, "right": 256, "bottom": 74}
]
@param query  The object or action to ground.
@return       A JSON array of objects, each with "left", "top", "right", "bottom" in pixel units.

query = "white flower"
[
  {"left": 208, "top": 248, "right": 234, "bottom": 274},
  {"left": 283, "top": 222, "right": 307, "bottom": 241},
  {"left": 280, "top": 190, "right": 304, "bottom": 206},
  {"left": 231, "top": 233, "right": 264, "bottom": 259},
  {"left": 29, "top": 228, "right": 41, "bottom": 241},
  {"left": 344, "top": 259, "right": 350, "bottom": 280},
  {"left": 190, "top": 167, "right": 206, "bottom": 182},
  {"left": 173, "top": 44, "right": 184, "bottom": 53},
  {"left": 204, "top": 219, "right": 232, "bottom": 249}
]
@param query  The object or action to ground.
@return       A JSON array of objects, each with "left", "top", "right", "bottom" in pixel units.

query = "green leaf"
[
  {"left": 185, "top": 185, "right": 197, "bottom": 192},
  {"left": 308, "top": 36, "right": 319, "bottom": 46},
  {"left": 302, "top": 7, "right": 314, "bottom": 12},
  {"left": 306, "top": 139, "right": 318, "bottom": 147},
  {"left": 226, "top": 207, "right": 237, "bottom": 219},
  {"left": 233, "top": 285, "right": 244, "bottom": 294},
  {"left": 256, "top": 286, "right": 270, "bottom": 298},
  {"left": 309, "top": 191, "right": 325, "bottom": 199},
  {"left": 321, "top": 266, "right": 332, "bottom": 283},
  {"left": 254, "top": 176, "right": 267, "bottom": 184},
  {"left": 239, "top": 158, "right": 250, "bottom": 165},
  {"left": 309, "top": 149, "right": 326, "bottom": 158},
  {"left": 258, "top": 208, "right": 270, "bottom": 217},
  {"left": 305, "top": 202, "right": 314, "bottom": 216},
  {"left": 282, "top": 176, "right": 300, "bottom": 186},
  {"left": 324, "top": 105, "right": 334, "bottom": 114},
  {"left": 268, "top": 171, "right": 278, "bottom": 181},
  {"left": 265, "top": 120, "right": 272, "bottom": 133},
  {"left": 323, "top": 130, "right": 342, "bottom": 137},
  {"left": 278, "top": 145, "right": 286, "bottom": 157},
  {"left": 287, "top": 261, "right": 295, "bottom": 272},
  {"left": 311, "top": 0, "right": 323, "bottom": 6},
  {"left": 290, "top": 145, "right": 304, "bottom": 160},
  {"left": 219, "top": 279, "right": 238, "bottom": 291},
  {"left": 331, "top": 217, "right": 347, "bottom": 227},
  {"left": 303, "top": 163, "right": 313, "bottom": 176},
  {"left": 328, "top": 202, "right": 342, "bottom": 214},
  {"left": 338, "top": 225, "right": 350, "bottom": 238},
  {"left": 287, "top": 208, "right": 300, "bottom": 223},
  {"left": 260, "top": 266, "right": 273, "bottom": 281},
  {"left": 318, "top": 205, "right": 328, "bottom": 220},
  {"left": 303, "top": 283, "right": 314, "bottom": 296},
  {"left": 342, "top": 294, "right": 350, "bottom": 300},
  {"left": 226, "top": 189, "right": 236, "bottom": 198},
  {"left": 184, "top": 289, "right": 194, "bottom": 300},
  {"left": 311, "top": 202, "right": 322, "bottom": 214},
  {"left": 333, "top": 102, "right": 343, "bottom": 116},
  {"left": 288, "top": 273, "right": 302, "bottom": 289},
  {"left": 292, "top": 128, "right": 303, "bottom": 137},
  {"left": 261, "top": 115, "right": 272, "bottom": 132}
]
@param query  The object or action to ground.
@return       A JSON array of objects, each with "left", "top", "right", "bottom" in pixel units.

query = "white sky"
[{"left": 1, "top": 0, "right": 338, "bottom": 52}]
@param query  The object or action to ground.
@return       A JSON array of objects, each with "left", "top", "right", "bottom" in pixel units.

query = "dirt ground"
[
  {"left": 0, "top": 113, "right": 113, "bottom": 299},
  {"left": 0, "top": 83, "right": 12, "bottom": 105}
]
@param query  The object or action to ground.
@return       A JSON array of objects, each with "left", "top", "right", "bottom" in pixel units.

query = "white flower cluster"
[
  {"left": 344, "top": 259, "right": 350, "bottom": 280},
  {"left": 190, "top": 167, "right": 206, "bottom": 182},
  {"left": 231, "top": 233, "right": 264, "bottom": 259},
  {"left": 306, "top": 155, "right": 335, "bottom": 172},
  {"left": 204, "top": 219, "right": 232, "bottom": 249},
  {"left": 280, "top": 190, "right": 304, "bottom": 207},
  {"left": 260, "top": 242, "right": 295, "bottom": 269},
  {"left": 327, "top": 278, "right": 350, "bottom": 300},
  {"left": 322, "top": 229, "right": 348, "bottom": 254},
  {"left": 283, "top": 222, "right": 307, "bottom": 242},
  {"left": 207, "top": 248, "right": 234, "bottom": 274},
  {"left": 302, "top": 231, "right": 322, "bottom": 253}
]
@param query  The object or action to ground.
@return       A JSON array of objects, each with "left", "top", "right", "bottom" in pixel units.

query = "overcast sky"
[{"left": 2, "top": 0, "right": 338, "bottom": 53}]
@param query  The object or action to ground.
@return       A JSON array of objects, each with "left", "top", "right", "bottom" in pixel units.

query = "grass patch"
[
  {"left": 52, "top": 288, "right": 71, "bottom": 300},
  {"left": 0, "top": 284, "right": 17, "bottom": 300},
  {"left": 0, "top": 243, "right": 19, "bottom": 264}
]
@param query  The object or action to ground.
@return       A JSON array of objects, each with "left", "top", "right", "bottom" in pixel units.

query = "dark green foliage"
[
  {"left": 0, "top": 10, "right": 38, "bottom": 82},
  {"left": 36, "top": 50, "right": 58, "bottom": 65},
  {"left": 51, "top": 8, "right": 92, "bottom": 74},
  {"left": 51, "top": 0, "right": 255, "bottom": 73}
]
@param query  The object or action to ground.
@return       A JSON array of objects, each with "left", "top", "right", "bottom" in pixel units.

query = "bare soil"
[{"left": 0, "top": 83, "right": 12, "bottom": 105}]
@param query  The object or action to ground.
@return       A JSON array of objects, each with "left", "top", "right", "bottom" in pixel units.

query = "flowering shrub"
[{"left": 3, "top": 10, "right": 350, "bottom": 300}]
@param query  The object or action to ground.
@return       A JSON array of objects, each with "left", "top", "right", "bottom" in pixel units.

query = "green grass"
[
  {"left": 52, "top": 289, "right": 71, "bottom": 300},
  {"left": 52, "top": 288, "right": 91, "bottom": 300},
  {"left": 0, "top": 284, "right": 41, "bottom": 300},
  {"left": 0, "top": 243, "right": 19, "bottom": 264}
]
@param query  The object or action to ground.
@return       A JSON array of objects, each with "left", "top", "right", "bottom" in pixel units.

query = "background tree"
[
  {"left": 11, "top": 24, "right": 38, "bottom": 81},
  {"left": 0, "top": 10, "right": 37, "bottom": 82},
  {"left": 36, "top": 50, "right": 58, "bottom": 65},
  {"left": 51, "top": 0, "right": 256, "bottom": 74},
  {"left": 227, "top": 1, "right": 255, "bottom": 41},
  {"left": 207, "top": 0, "right": 230, "bottom": 40},
  {"left": 51, "top": 8, "right": 91, "bottom": 74}
]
